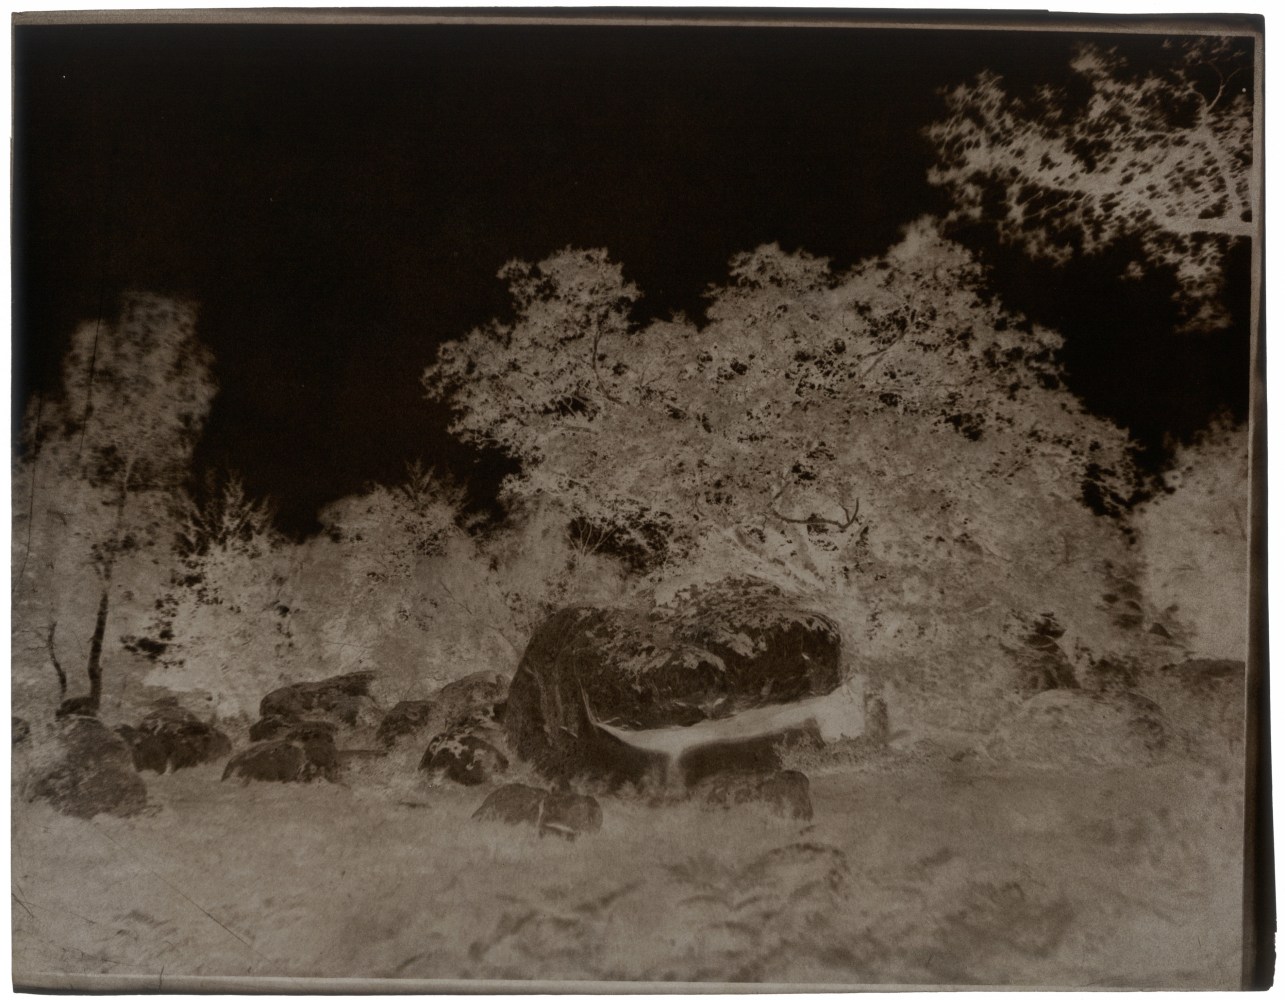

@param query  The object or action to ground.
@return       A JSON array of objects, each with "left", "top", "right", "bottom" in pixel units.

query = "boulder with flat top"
[{"left": 505, "top": 578, "right": 843, "bottom": 784}]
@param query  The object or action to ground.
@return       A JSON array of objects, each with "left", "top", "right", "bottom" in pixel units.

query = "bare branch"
[
  {"left": 767, "top": 486, "right": 862, "bottom": 532},
  {"left": 590, "top": 317, "right": 623, "bottom": 405}
]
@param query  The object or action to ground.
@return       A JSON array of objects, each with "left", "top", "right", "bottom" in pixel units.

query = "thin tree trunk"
[
  {"left": 45, "top": 621, "right": 67, "bottom": 699},
  {"left": 85, "top": 586, "right": 109, "bottom": 710},
  {"left": 77, "top": 457, "right": 131, "bottom": 711}
]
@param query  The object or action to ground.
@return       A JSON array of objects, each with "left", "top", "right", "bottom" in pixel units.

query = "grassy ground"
[{"left": 12, "top": 742, "right": 1244, "bottom": 990}]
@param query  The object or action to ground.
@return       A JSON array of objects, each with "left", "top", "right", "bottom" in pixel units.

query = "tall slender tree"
[{"left": 13, "top": 293, "right": 217, "bottom": 717}]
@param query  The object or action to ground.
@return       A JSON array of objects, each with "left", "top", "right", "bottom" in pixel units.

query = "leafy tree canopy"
[
  {"left": 424, "top": 227, "right": 1145, "bottom": 708},
  {"left": 927, "top": 38, "right": 1254, "bottom": 332}
]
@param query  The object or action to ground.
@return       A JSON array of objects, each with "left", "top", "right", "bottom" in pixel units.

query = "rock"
[
  {"left": 116, "top": 703, "right": 232, "bottom": 774},
  {"left": 695, "top": 769, "right": 813, "bottom": 820},
  {"left": 249, "top": 718, "right": 337, "bottom": 744},
  {"left": 25, "top": 718, "right": 148, "bottom": 819},
  {"left": 473, "top": 783, "right": 549, "bottom": 825},
  {"left": 505, "top": 578, "right": 843, "bottom": 782},
  {"left": 55, "top": 695, "right": 99, "bottom": 719},
  {"left": 539, "top": 789, "right": 603, "bottom": 840},
  {"left": 1005, "top": 612, "right": 1078, "bottom": 696},
  {"left": 222, "top": 741, "right": 308, "bottom": 783},
  {"left": 420, "top": 730, "right": 509, "bottom": 785},
  {"left": 259, "top": 669, "right": 377, "bottom": 727},
  {"left": 471, "top": 783, "right": 603, "bottom": 839},
  {"left": 13, "top": 716, "right": 30, "bottom": 745},
  {"left": 983, "top": 689, "right": 1168, "bottom": 768},
  {"left": 222, "top": 721, "right": 340, "bottom": 783},
  {"left": 248, "top": 715, "right": 294, "bottom": 742},
  {"left": 376, "top": 700, "right": 435, "bottom": 746},
  {"left": 377, "top": 670, "right": 509, "bottom": 747}
]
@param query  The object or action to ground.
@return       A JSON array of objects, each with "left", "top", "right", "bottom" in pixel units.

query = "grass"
[{"left": 11, "top": 740, "right": 1245, "bottom": 989}]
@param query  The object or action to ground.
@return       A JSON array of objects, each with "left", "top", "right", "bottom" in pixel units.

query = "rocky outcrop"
[
  {"left": 116, "top": 702, "right": 232, "bottom": 773},
  {"left": 25, "top": 718, "right": 148, "bottom": 819},
  {"left": 223, "top": 722, "right": 339, "bottom": 783},
  {"left": 505, "top": 579, "right": 843, "bottom": 784},
  {"left": 472, "top": 783, "right": 603, "bottom": 839},
  {"left": 259, "top": 670, "right": 377, "bottom": 728},
  {"left": 377, "top": 670, "right": 509, "bottom": 748},
  {"left": 983, "top": 689, "right": 1168, "bottom": 767}
]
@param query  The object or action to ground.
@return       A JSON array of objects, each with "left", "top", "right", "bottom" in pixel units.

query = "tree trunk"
[
  {"left": 45, "top": 621, "right": 67, "bottom": 698},
  {"left": 80, "top": 457, "right": 131, "bottom": 711},
  {"left": 85, "top": 586, "right": 109, "bottom": 710}
]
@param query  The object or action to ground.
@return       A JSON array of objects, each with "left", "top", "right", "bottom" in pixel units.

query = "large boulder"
[
  {"left": 983, "top": 689, "right": 1168, "bottom": 768},
  {"left": 25, "top": 718, "right": 148, "bottom": 819},
  {"left": 223, "top": 722, "right": 339, "bottom": 783},
  {"left": 222, "top": 742, "right": 309, "bottom": 783},
  {"left": 377, "top": 670, "right": 509, "bottom": 748},
  {"left": 259, "top": 670, "right": 377, "bottom": 728},
  {"left": 505, "top": 579, "right": 843, "bottom": 783},
  {"left": 116, "top": 702, "right": 232, "bottom": 774}
]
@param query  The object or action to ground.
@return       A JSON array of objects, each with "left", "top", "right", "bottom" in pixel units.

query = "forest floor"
[{"left": 11, "top": 737, "right": 1245, "bottom": 990}]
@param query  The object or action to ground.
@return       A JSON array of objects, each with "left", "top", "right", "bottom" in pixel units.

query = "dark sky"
[{"left": 12, "top": 18, "right": 1253, "bottom": 535}]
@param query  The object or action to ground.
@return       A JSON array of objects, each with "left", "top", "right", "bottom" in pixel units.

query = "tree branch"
[
  {"left": 767, "top": 486, "right": 862, "bottom": 532},
  {"left": 590, "top": 318, "right": 622, "bottom": 405}
]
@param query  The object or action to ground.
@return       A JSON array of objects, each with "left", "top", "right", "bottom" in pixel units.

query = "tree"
[
  {"left": 308, "top": 464, "right": 630, "bottom": 702},
  {"left": 926, "top": 38, "right": 1254, "bottom": 331},
  {"left": 12, "top": 293, "right": 217, "bottom": 717},
  {"left": 425, "top": 228, "right": 1152, "bottom": 725},
  {"left": 1134, "top": 418, "right": 1249, "bottom": 660},
  {"left": 120, "top": 472, "right": 294, "bottom": 718}
]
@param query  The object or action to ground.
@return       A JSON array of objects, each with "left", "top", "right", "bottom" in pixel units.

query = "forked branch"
[{"left": 768, "top": 487, "right": 862, "bottom": 532}]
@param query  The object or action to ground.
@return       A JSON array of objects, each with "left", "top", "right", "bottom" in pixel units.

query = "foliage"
[
  {"left": 425, "top": 229, "right": 1151, "bottom": 725},
  {"left": 12, "top": 294, "right": 217, "bottom": 715},
  {"left": 927, "top": 38, "right": 1254, "bottom": 331},
  {"left": 175, "top": 471, "right": 278, "bottom": 560},
  {"left": 123, "top": 473, "right": 297, "bottom": 717},
  {"left": 1133, "top": 417, "right": 1249, "bottom": 660},
  {"left": 129, "top": 463, "right": 633, "bottom": 717},
  {"left": 317, "top": 461, "right": 463, "bottom": 584}
]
